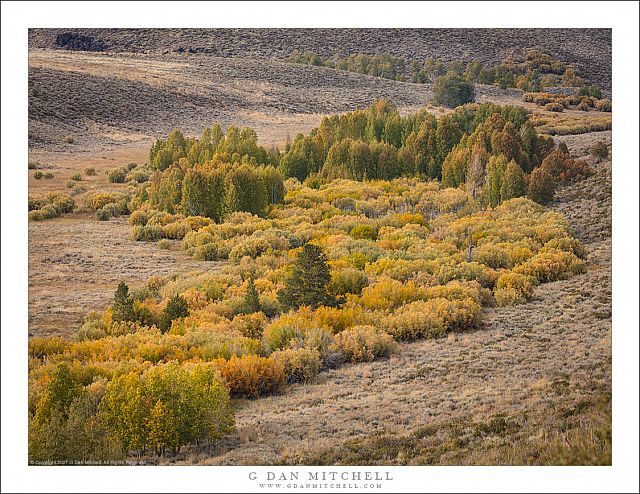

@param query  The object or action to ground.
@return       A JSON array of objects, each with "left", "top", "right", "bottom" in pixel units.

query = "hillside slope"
[
  {"left": 159, "top": 133, "right": 611, "bottom": 466},
  {"left": 28, "top": 50, "right": 435, "bottom": 153},
  {"left": 29, "top": 28, "right": 612, "bottom": 90}
]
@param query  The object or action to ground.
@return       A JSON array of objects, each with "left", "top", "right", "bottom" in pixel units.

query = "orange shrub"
[
  {"left": 494, "top": 272, "right": 534, "bottom": 306},
  {"left": 218, "top": 355, "right": 285, "bottom": 398}
]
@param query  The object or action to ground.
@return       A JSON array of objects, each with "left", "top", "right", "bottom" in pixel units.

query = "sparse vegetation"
[
  {"left": 108, "top": 167, "right": 127, "bottom": 183},
  {"left": 288, "top": 48, "right": 597, "bottom": 97},
  {"left": 591, "top": 141, "right": 608, "bottom": 162},
  {"left": 529, "top": 113, "right": 611, "bottom": 136},
  {"left": 28, "top": 192, "right": 75, "bottom": 221},
  {"left": 288, "top": 51, "right": 406, "bottom": 81},
  {"left": 281, "top": 390, "right": 611, "bottom": 466}
]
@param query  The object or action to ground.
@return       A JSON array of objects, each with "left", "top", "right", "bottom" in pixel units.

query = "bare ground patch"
[{"left": 28, "top": 214, "right": 216, "bottom": 337}]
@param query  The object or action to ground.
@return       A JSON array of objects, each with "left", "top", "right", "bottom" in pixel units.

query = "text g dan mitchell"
[{"left": 249, "top": 471, "right": 393, "bottom": 482}]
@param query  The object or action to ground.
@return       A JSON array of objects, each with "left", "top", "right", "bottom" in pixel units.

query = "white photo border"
[{"left": 1, "top": 1, "right": 638, "bottom": 493}]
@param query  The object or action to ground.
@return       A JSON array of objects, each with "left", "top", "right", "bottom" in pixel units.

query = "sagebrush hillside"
[{"left": 28, "top": 28, "right": 612, "bottom": 90}]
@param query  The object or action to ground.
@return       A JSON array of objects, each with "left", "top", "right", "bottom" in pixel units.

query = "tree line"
[
  {"left": 288, "top": 50, "right": 406, "bottom": 81},
  {"left": 287, "top": 48, "right": 599, "bottom": 96},
  {"left": 138, "top": 99, "right": 587, "bottom": 226}
]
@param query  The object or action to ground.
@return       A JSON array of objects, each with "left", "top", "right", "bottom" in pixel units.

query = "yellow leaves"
[
  {"left": 181, "top": 306, "right": 229, "bottom": 333},
  {"left": 365, "top": 258, "right": 433, "bottom": 283},
  {"left": 30, "top": 158, "right": 595, "bottom": 461},
  {"left": 146, "top": 400, "right": 179, "bottom": 451},
  {"left": 474, "top": 243, "right": 514, "bottom": 269},
  {"left": 357, "top": 277, "right": 425, "bottom": 311},
  {"left": 28, "top": 337, "right": 70, "bottom": 360},
  {"left": 377, "top": 238, "right": 403, "bottom": 251},
  {"left": 253, "top": 277, "right": 275, "bottom": 293},
  {"left": 229, "top": 312, "right": 267, "bottom": 339},
  {"left": 263, "top": 308, "right": 330, "bottom": 353},
  {"left": 494, "top": 272, "right": 535, "bottom": 306},
  {"left": 328, "top": 268, "right": 369, "bottom": 296},
  {"left": 101, "top": 307, "right": 113, "bottom": 326},
  {"left": 424, "top": 280, "right": 484, "bottom": 305},
  {"left": 99, "top": 362, "right": 234, "bottom": 452},
  {"left": 181, "top": 288, "right": 209, "bottom": 311},
  {"left": 384, "top": 302, "right": 447, "bottom": 341},
  {"left": 427, "top": 297, "right": 482, "bottom": 331},
  {"left": 543, "top": 236, "right": 587, "bottom": 260},
  {"left": 512, "top": 248, "right": 586, "bottom": 285},
  {"left": 270, "top": 348, "right": 321, "bottom": 384},
  {"left": 496, "top": 241, "right": 535, "bottom": 266},
  {"left": 331, "top": 325, "right": 397, "bottom": 363},
  {"left": 313, "top": 306, "right": 372, "bottom": 334},
  {"left": 437, "top": 261, "right": 500, "bottom": 289},
  {"left": 84, "top": 191, "right": 128, "bottom": 211},
  {"left": 392, "top": 212, "right": 425, "bottom": 227},
  {"left": 218, "top": 355, "right": 285, "bottom": 398}
]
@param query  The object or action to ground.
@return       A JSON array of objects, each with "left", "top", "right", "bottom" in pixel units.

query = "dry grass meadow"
[{"left": 27, "top": 29, "right": 612, "bottom": 466}]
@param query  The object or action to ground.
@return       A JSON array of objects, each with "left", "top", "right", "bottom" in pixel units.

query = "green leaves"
[
  {"left": 112, "top": 282, "right": 134, "bottom": 323},
  {"left": 432, "top": 73, "right": 475, "bottom": 109},
  {"left": 159, "top": 294, "right": 189, "bottom": 333},
  {"left": 98, "top": 363, "right": 234, "bottom": 455},
  {"left": 242, "top": 278, "right": 261, "bottom": 315},
  {"left": 278, "top": 244, "right": 335, "bottom": 311}
]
